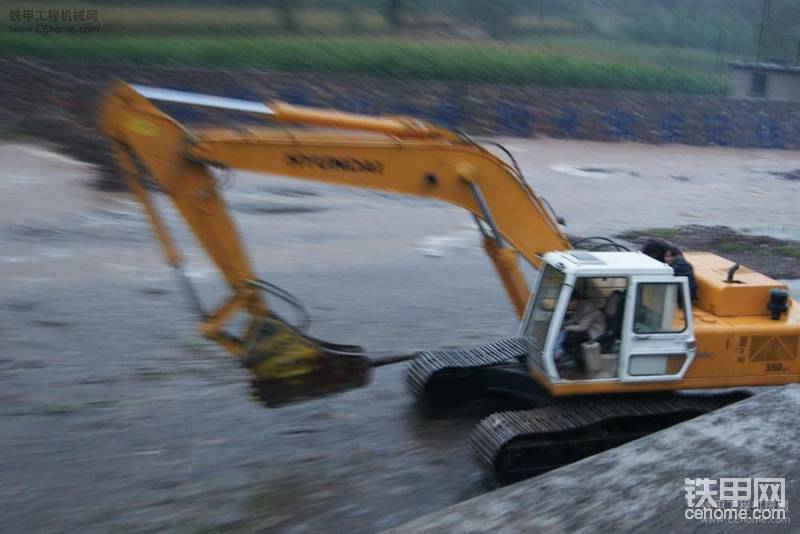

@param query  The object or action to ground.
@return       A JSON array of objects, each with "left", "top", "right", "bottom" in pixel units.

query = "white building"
[{"left": 728, "top": 62, "right": 800, "bottom": 101}]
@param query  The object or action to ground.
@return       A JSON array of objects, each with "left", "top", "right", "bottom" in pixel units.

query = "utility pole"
[
  {"left": 756, "top": 0, "right": 770, "bottom": 62},
  {"left": 715, "top": 12, "right": 724, "bottom": 74}
]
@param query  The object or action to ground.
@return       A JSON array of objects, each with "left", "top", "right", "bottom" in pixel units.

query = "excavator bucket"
[
  {"left": 99, "top": 82, "right": 377, "bottom": 407},
  {"left": 241, "top": 315, "right": 371, "bottom": 407}
]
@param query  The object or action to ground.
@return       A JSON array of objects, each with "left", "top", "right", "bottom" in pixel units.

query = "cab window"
[
  {"left": 527, "top": 265, "right": 565, "bottom": 350},
  {"left": 633, "top": 283, "right": 686, "bottom": 334}
]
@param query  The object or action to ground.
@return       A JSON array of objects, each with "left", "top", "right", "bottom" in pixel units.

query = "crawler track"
[
  {"left": 472, "top": 392, "right": 749, "bottom": 481},
  {"left": 407, "top": 337, "right": 530, "bottom": 415},
  {"left": 407, "top": 338, "right": 749, "bottom": 481}
]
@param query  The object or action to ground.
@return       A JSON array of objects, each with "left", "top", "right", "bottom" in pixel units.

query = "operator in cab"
[{"left": 560, "top": 292, "right": 606, "bottom": 362}]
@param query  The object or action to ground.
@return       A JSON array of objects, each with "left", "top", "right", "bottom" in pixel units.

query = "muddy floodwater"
[{"left": 1, "top": 139, "right": 799, "bottom": 532}]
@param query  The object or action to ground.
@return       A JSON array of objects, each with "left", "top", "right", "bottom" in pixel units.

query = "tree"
[
  {"left": 273, "top": 0, "right": 300, "bottom": 32},
  {"left": 460, "top": 0, "right": 517, "bottom": 39},
  {"left": 384, "top": 0, "right": 406, "bottom": 31}
]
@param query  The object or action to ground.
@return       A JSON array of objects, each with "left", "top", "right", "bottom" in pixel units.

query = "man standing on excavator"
[
  {"left": 641, "top": 238, "right": 697, "bottom": 300},
  {"left": 665, "top": 245, "right": 698, "bottom": 300}
]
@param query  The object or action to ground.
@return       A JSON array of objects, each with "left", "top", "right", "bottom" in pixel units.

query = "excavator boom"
[{"left": 99, "top": 81, "right": 569, "bottom": 405}]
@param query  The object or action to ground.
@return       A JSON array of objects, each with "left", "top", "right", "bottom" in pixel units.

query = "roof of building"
[{"left": 728, "top": 61, "right": 800, "bottom": 74}]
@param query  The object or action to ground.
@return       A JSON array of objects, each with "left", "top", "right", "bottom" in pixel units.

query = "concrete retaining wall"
[{"left": 1, "top": 59, "right": 798, "bottom": 186}]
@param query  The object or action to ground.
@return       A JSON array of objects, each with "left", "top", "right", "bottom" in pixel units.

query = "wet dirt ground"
[
  {"left": 1, "top": 139, "right": 799, "bottom": 533},
  {"left": 619, "top": 225, "right": 800, "bottom": 279}
]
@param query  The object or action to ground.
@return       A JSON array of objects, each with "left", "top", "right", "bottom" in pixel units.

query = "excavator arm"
[{"left": 99, "top": 81, "right": 570, "bottom": 405}]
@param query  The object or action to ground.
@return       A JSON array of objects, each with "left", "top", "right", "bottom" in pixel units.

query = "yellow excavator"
[{"left": 100, "top": 82, "right": 799, "bottom": 481}]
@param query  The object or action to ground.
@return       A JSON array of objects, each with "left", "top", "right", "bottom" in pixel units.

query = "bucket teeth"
[{"left": 250, "top": 352, "right": 370, "bottom": 408}]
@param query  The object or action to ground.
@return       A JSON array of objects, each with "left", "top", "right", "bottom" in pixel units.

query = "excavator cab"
[{"left": 520, "top": 251, "right": 697, "bottom": 387}]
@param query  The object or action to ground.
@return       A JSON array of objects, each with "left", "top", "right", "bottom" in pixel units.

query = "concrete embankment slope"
[{"left": 388, "top": 385, "right": 799, "bottom": 533}]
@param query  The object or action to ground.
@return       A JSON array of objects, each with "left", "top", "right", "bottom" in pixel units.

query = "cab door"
[{"left": 619, "top": 277, "right": 695, "bottom": 382}]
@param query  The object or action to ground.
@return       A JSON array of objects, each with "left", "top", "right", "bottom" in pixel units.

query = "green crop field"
[
  {"left": 6, "top": 0, "right": 789, "bottom": 95},
  {"left": 0, "top": 34, "right": 728, "bottom": 94}
]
